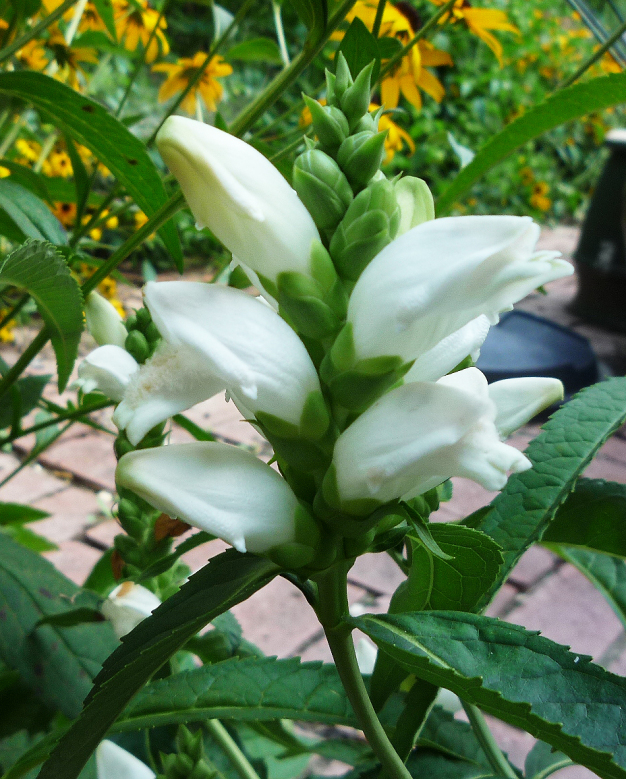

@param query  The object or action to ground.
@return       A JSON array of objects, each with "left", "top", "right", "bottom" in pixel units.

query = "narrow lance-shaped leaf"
[
  {"left": 353, "top": 610, "right": 626, "bottom": 779},
  {"left": 38, "top": 551, "right": 279, "bottom": 779},
  {"left": 474, "top": 378, "right": 626, "bottom": 607},
  {"left": 0, "top": 180, "right": 66, "bottom": 245},
  {"left": 0, "top": 241, "right": 83, "bottom": 391},
  {"left": 437, "top": 73, "right": 626, "bottom": 214},
  {"left": 0, "top": 72, "right": 182, "bottom": 268}
]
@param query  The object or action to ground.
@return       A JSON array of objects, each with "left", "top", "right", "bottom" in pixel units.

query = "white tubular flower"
[
  {"left": 100, "top": 581, "right": 161, "bottom": 639},
  {"left": 85, "top": 292, "right": 128, "bottom": 348},
  {"left": 347, "top": 215, "right": 573, "bottom": 370},
  {"left": 75, "top": 345, "right": 139, "bottom": 402},
  {"left": 113, "top": 281, "right": 322, "bottom": 446},
  {"left": 489, "top": 377, "right": 564, "bottom": 437},
  {"left": 156, "top": 117, "right": 321, "bottom": 283},
  {"left": 96, "top": 740, "right": 155, "bottom": 779},
  {"left": 116, "top": 442, "right": 302, "bottom": 554},
  {"left": 332, "top": 368, "right": 531, "bottom": 509}
]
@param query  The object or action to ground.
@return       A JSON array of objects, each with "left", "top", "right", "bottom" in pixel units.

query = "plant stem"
[
  {"left": 558, "top": 15, "right": 626, "bottom": 89},
  {"left": 372, "top": 0, "right": 387, "bottom": 39},
  {"left": 0, "top": 0, "right": 79, "bottom": 65},
  {"left": 462, "top": 702, "right": 517, "bottom": 779},
  {"left": 377, "top": 0, "right": 457, "bottom": 82},
  {"left": 272, "top": 0, "right": 291, "bottom": 67},
  {"left": 205, "top": 720, "right": 262, "bottom": 779},
  {"left": 315, "top": 564, "right": 413, "bottom": 779},
  {"left": 0, "top": 329, "right": 49, "bottom": 404},
  {"left": 0, "top": 398, "right": 112, "bottom": 446},
  {"left": 0, "top": 114, "right": 28, "bottom": 159},
  {"left": 0, "top": 292, "right": 30, "bottom": 333}
]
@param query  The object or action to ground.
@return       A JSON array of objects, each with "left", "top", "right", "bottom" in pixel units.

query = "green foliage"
[
  {"left": 0, "top": 374, "right": 50, "bottom": 429},
  {"left": 38, "top": 552, "right": 278, "bottom": 779},
  {"left": 0, "top": 72, "right": 182, "bottom": 267},
  {"left": 0, "top": 241, "right": 83, "bottom": 391},
  {"left": 542, "top": 478, "right": 626, "bottom": 557},
  {"left": 0, "top": 534, "right": 118, "bottom": 719},
  {"left": 473, "top": 378, "right": 626, "bottom": 607},
  {"left": 225, "top": 38, "right": 283, "bottom": 64},
  {"left": 0, "top": 504, "right": 48, "bottom": 524},
  {"left": 285, "top": 0, "right": 327, "bottom": 42},
  {"left": 338, "top": 18, "right": 380, "bottom": 82},
  {"left": 525, "top": 740, "right": 573, "bottom": 779},
  {"left": 353, "top": 610, "right": 626, "bottom": 779},
  {"left": 0, "top": 180, "right": 65, "bottom": 245},
  {"left": 437, "top": 72, "right": 626, "bottom": 214}
]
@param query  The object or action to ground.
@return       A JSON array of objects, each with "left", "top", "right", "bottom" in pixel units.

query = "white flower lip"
[
  {"left": 113, "top": 281, "right": 322, "bottom": 445},
  {"left": 115, "top": 441, "right": 300, "bottom": 554},
  {"left": 156, "top": 116, "right": 321, "bottom": 282},
  {"left": 75, "top": 345, "right": 139, "bottom": 402},
  {"left": 100, "top": 581, "right": 161, "bottom": 639},
  {"left": 96, "top": 740, "right": 155, "bottom": 779}
]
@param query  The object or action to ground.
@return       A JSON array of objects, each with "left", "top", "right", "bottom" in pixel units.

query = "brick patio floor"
[{"left": 1, "top": 226, "right": 625, "bottom": 776}]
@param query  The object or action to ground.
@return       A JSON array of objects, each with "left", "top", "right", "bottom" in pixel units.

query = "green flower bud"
[
  {"left": 334, "top": 53, "right": 353, "bottom": 103},
  {"left": 337, "top": 131, "right": 387, "bottom": 190},
  {"left": 325, "top": 69, "right": 338, "bottom": 107},
  {"left": 135, "top": 307, "right": 152, "bottom": 329},
  {"left": 116, "top": 499, "right": 145, "bottom": 537},
  {"left": 340, "top": 60, "right": 375, "bottom": 130},
  {"left": 303, "top": 95, "right": 350, "bottom": 153},
  {"left": 330, "top": 178, "right": 401, "bottom": 281},
  {"left": 114, "top": 430, "right": 136, "bottom": 460},
  {"left": 353, "top": 109, "right": 380, "bottom": 134},
  {"left": 277, "top": 271, "right": 342, "bottom": 339},
  {"left": 114, "top": 533, "right": 141, "bottom": 564},
  {"left": 125, "top": 330, "right": 150, "bottom": 363},
  {"left": 144, "top": 321, "right": 161, "bottom": 343},
  {"left": 292, "top": 150, "right": 353, "bottom": 232}
]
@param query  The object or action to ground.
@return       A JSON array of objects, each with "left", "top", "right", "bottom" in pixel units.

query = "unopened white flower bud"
[
  {"left": 100, "top": 581, "right": 161, "bottom": 638},
  {"left": 85, "top": 292, "right": 128, "bottom": 348}
]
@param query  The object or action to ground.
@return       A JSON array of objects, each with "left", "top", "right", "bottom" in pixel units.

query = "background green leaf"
[
  {"left": 0, "top": 374, "right": 51, "bottom": 430},
  {"left": 0, "top": 241, "right": 83, "bottom": 392},
  {"left": 0, "top": 72, "right": 182, "bottom": 268},
  {"left": 285, "top": 0, "right": 327, "bottom": 42},
  {"left": 0, "top": 181, "right": 65, "bottom": 245},
  {"left": 354, "top": 611, "right": 626, "bottom": 779},
  {"left": 0, "top": 504, "right": 49, "bottom": 525},
  {"left": 225, "top": 38, "right": 283, "bottom": 64},
  {"left": 437, "top": 72, "right": 626, "bottom": 214},
  {"left": 338, "top": 17, "right": 380, "bottom": 81}
]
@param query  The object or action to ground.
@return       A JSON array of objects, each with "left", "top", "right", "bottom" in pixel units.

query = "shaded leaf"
[
  {"left": 0, "top": 524, "right": 57, "bottom": 553},
  {"left": 0, "top": 504, "right": 49, "bottom": 526},
  {"left": 286, "top": 0, "right": 327, "bottom": 41},
  {"left": 0, "top": 241, "right": 83, "bottom": 391},
  {"left": 225, "top": 38, "right": 283, "bottom": 64},
  {"left": 91, "top": 0, "right": 117, "bottom": 39},
  {"left": 0, "top": 161, "right": 51, "bottom": 203},
  {"left": 0, "top": 180, "right": 65, "bottom": 245},
  {"left": 338, "top": 17, "right": 380, "bottom": 81},
  {"left": 0, "top": 374, "right": 51, "bottom": 430},
  {"left": 525, "top": 741, "right": 573, "bottom": 779}
]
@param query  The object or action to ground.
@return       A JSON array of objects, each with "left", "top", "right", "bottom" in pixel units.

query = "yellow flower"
[
  {"left": 530, "top": 182, "right": 551, "bottom": 212},
  {"left": 115, "top": 0, "right": 169, "bottom": 63},
  {"left": 601, "top": 53, "right": 622, "bottom": 74},
  {"left": 40, "top": 0, "right": 74, "bottom": 20},
  {"left": 0, "top": 166, "right": 10, "bottom": 178},
  {"left": 520, "top": 166, "right": 534, "bottom": 186},
  {"left": 98, "top": 276, "right": 118, "bottom": 299},
  {"left": 135, "top": 210, "right": 156, "bottom": 238},
  {"left": 16, "top": 139, "right": 40, "bottom": 165},
  {"left": 52, "top": 201, "right": 77, "bottom": 226},
  {"left": 153, "top": 52, "right": 232, "bottom": 115},
  {"left": 45, "top": 146, "right": 73, "bottom": 178},
  {"left": 430, "top": 0, "right": 519, "bottom": 67},
  {"left": 46, "top": 26, "right": 98, "bottom": 89},
  {"left": 369, "top": 103, "right": 415, "bottom": 163},
  {"left": 0, "top": 311, "right": 15, "bottom": 343},
  {"left": 79, "top": 2, "right": 111, "bottom": 35},
  {"left": 16, "top": 40, "right": 49, "bottom": 70}
]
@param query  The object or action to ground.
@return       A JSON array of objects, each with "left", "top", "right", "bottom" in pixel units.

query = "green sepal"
[
  {"left": 327, "top": 322, "right": 356, "bottom": 371},
  {"left": 267, "top": 503, "right": 322, "bottom": 569},
  {"left": 255, "top": 409, "right": 299, "bottom": 439},
  {"left": 300, "top": 390, "right": 331, "bottom": 440},
  {"left": 267, "top": 542, "right": 316, "bottom": 569},
  {"left": 318, "top": 463, "right": 383, "bottom": 522},
  {"left": 255, "top": 271, "right": 279, "bottom": 300},
  {"left": 340, "top": 60, "right": 375, "bottom": 130},
  {"left": 302, "top": 95, "right": 350, "bottom": 153},
  {"left": 309, "top": 240, "right": 348, "bottom": 320},
  {"left": 292, "top": 149, "right": 353, "bottom": 232},
  {"left": 257, "top": 418, "right": 333, "bottom": 472},
  {"left": 343, "top": 526, "right": 377, "bottom": 558},
  {"left": 325, "top": 69, "right": 338, "bottom": 107},
  {"left": 277, "top": 271, "right": 342, "bottom": 339},
  {"left": 125, "top": 329, "right": 150, "bottom": 363},
  {"left": 330, "top": 178, "right": 400, "bottom": 281},
  {"left": 337, "top": 131, "right": 387, "bottom": 190},
  {"left": 334, "top": 52, "right": 353, "bottom": 103},
  {"left": 353, "top": 108, "right": 380, "bottom": 134}
]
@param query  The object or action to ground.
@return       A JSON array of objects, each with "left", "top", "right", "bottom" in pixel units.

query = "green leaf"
[
  {"left": 542, "top": 479, "right": 626, "bottom": 557},
  {"left": 91, "top": 0, "right": 117, "bottom": 40},
  {"left": 437, "top": 73, "right": 626, "bottom": 214},
  {"left": 353, "top": 610, "right": 626, "bottom": 779},
  {"left": 0, "top": 241, "right": 83, "bottom": 392},
  {"left": 38, "top": 551, "right": 278, "bottom": 779},
  {"left": 377, "top": 37, "right": 403, "bottom": 60},
  {"left": 44, "top": 177, "right": 104, "bottom": 206},
  {"left": 137, "top": 530, "right": 215, "bottom": 582},
  {"left": 0, "top": 524, "right": 57, "bottom": 552},
  {"left": 0, "top": 534, "right": 118, "bottom": 719},
  {"left": 82, "top": 548, "right": 116, "bottom": 596},
  {"left": 419, "top": 706, "right": 487, "bottom": 766},
  {"left": 553, "top": 546, "right": 626, "bottom": 629},
  {"left": 474, "top": 378, "right": 626, "bottom": 608},
  {"left": 0, "top": 180, "right": 66, "bottom": 245},
  {"left": 0, "top": 72, "right": 181, "bottom": 268},
  {"left": 0, "top": 503, "right": 49, "bottom": 525},
  {"left": 525, "top": 741, "right": 573, "bottom": 779},
  {"left": 225, "top": 38, "right": 283, "bottom": 64},
  {"left": 338, "top": 17, "right": 380, "bottom": 81},
  {"left": 0, "top": 374, "right": 51, "bottom": 430},
  {"left": 406, "top": 750, "right": 500, "bottom": 779},
  {"left": 36, "top": 608, "right": 104, "bottom": 628},
  {"left": 0, "top": 161, "right": 51, "bottom": 203},
  {"left": 286, "top": 0, "right": 327, "bottom": 42},
  {"left": 111, "top": 656, "right": 354, "bottom": 731}
]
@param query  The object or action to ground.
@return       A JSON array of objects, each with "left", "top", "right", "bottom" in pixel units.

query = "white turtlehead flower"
[
  {"left": 355, "top": 638, "right": 378, "bottom": 675},
  {"left": 113, "top": 281, "right": 322, "bottom": 445},
  {"left": 333, "top": 368, "right": 536, "bottom": 507},
  {"left": 347, "top": 215, "right": 573, "bottom": 377},
  {"left": 489, "top": 376, "right": 563, "bottom": 437},
  {"left": 85, "top": 291, "right": 128, "bottom": 348},
  {"left": 96, "top": 740, "right": 155, "bottom": 779},
  {"left": 75, "top": 345, "right": 139, "bottom": 402},
  {"left": 100, "top": 581, "right": 161, "bottom": 639},
  {"left": 116, "top": 442, "right": 301, "bottom": 554},
  {"left": 156, "top": 117, "right": 320, "bottom": 284}
]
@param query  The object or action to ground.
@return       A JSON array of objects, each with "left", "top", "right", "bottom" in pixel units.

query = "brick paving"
[{"left": 1, "top": 226, "right": 626, "bottom": 775}]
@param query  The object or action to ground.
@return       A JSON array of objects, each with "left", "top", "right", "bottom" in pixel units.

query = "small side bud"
[
  {"left": 340, "top": 60, "right": 375, "bottom": 130},
  {"left": 334, "top": 53, "right": 353, "bottom": 102},
  {"left": 292, "top": 150, "right": 354, "bottom": 232},
  {"left": 325, "top": 69, "right": 338, "bottom": 107},
  {"left": 101, "top": 580, "right": 161, "bottom": 638},
  {"left": 337, "top": 131, "right": 387, "bottom": 190},
  {"left": 85, "top": 292, "right": 127, "bottom": 348},
  {"left": 302, "top": 95, "right": 350, "bottom": 153},
  {"left": 394, "top": 176, "right": 435, "bottom": 235},
  {"left": 125, "top": 330, "right": 150, "bottom": 363}
]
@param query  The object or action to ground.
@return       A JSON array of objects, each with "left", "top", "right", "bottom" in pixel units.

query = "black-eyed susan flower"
[
  {"left": 114, "top": 0, "right": 169, "bottom": 63},
  {"left": 152, "top": 52, "right": 232, "bottom": 116}
]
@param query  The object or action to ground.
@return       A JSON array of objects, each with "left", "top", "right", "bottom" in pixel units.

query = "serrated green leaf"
[
  {"left": 1, "top": 524, "right": 57, "bottom": 553},
  {"left": 553, "top": 546, "right": 626, "bottom": 629},
  {"left": 542, "top": 479, "right": 626, "bottom": 557},
  {"left": 475, "top": 378, "right": 626, "bottom": 608},
  {"left": 0, "top": 504, "right": 49, "bottom": 526},
  {"left": 0, "top": 72, "right": 181, "bottom": 267},
  {"left": 225, "top": 38, "right": 283, "bottom": 64},
  {"left": 0, "top": 374, "right": 51, "bottom": 430},
  {"left": 437, "top": 73, "right": 626, "bottom": 214},
  {"left": 38, "top": 551, "right": 278, "bottom": 779},
  {"left": 0, "top": 180, "right": 65, "bottom": 245},
  {"left": 525, "top": 741, "right": 573, "bottom": 779},
  {"left": 353, "top": 610, "right": 626, "bottom": 779},
  {"left": 0, "top": 534, "right": 118, "bottom": 719},
  {"left": 419, "top": 706, "right": 487, "bottom": 766},
  {"left": 338, "top": 17, "right": 380, "bottom": 81},
  {"left": 0, "top": 241, "right": 83, "bottom": 391}
]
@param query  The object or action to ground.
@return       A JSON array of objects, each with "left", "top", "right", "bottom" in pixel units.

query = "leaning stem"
[
  {"left": 461, "top": 702, "right": 517, "bottom": 779},
  {"left": 272, "top": 0, "right": 291, "bottom": 67},
  {"left": 315, "top": 565, "right": 413, "bottom": 779},
  {"left": 557, "top": 15, "right": 626, "bottom": 89},
  {"left": 0, "top": 398, "right": 113, "bottom": 447},
  {"left": 205, "top": 720, "right": 262, "bottom": 779}
]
